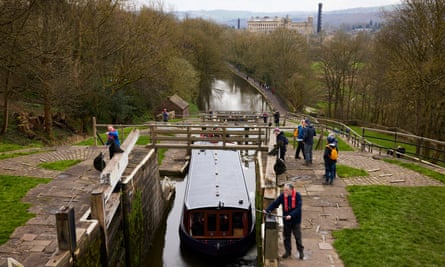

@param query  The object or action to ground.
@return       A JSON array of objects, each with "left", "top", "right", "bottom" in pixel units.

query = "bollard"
[
  {"left": 55, "top": 206, "right": 77, "bottom": 252},
  {"left": 264, "top": 214, "right": 278, "bottom": 260}
]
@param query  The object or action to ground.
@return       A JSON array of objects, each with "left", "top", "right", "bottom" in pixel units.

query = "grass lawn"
[
  {"left": 337, "top": 164, "right": 369, "bottom": 178},
  {"left": 348, "top": 126, "right": 417, "bottom": 155},
  {"left": 0, "top": 175, "right": 51, "bottom": 245},
  {"left": 0, "top": 150, "right": 42, "bottom": 160},
  {"left": 38, "top": 160, "right": 82, "bottom": 171},
  {"left": 334, "top": 185, "right": 445, "bottom": 267}
]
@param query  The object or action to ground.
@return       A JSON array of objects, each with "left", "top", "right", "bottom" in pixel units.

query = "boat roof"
[{"left": 184, "top": 148, "right": 251, "bottom": 211}]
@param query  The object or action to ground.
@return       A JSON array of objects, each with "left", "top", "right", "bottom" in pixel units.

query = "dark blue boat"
[{"left": 179, "top": 148, "right": 255, "bottom": 257}]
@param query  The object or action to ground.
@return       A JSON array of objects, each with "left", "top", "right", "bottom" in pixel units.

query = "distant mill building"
[{"left": 247, "top": 16, "right": 314, "bottom": 36}]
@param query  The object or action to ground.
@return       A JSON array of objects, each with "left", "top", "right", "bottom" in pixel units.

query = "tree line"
[
  {"left": 0, "top": 0, "right": 227, "bottom": 141},
  {"left": 1, "top": 0, "right": 444, "bottom": 142},
  {"left": 229, "top": 0, "right": 445, "bottom": 141}
]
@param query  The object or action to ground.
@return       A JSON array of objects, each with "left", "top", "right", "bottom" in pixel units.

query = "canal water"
[{"left": 150, "top": 73, "right": 270, "bottom": 267}]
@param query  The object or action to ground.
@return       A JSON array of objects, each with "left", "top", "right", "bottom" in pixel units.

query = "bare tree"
[
  {"left": 374, "top": 0, "right": 445, "bottom": 139},
  {"left": 0, "top": 0, "right": 33, "bottom": 134},
  {"left": 319, "top": 31, "right": 366, "bottom": 120}
]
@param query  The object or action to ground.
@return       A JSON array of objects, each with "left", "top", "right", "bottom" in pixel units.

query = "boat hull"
[{"left": 179, "top": 225, "right": 255, "bottom": 257}]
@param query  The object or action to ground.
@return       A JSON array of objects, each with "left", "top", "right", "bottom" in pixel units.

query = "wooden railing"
[
  {"left": 313, "top": 117, "right": 445, "bottom": 165},
  {"left": 94, "top": 119, "right": 274, "bottom": 152}
]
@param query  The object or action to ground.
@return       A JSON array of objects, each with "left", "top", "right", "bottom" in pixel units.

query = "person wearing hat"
[
  {"left": 302, "top": 119, "right": 316, "bottom": 165},
  {"left": 274, "top": 127, "right": 288, "bottom": 160},
  {"left": 323, "top": 134, "right": 338, "bottom": 185}
]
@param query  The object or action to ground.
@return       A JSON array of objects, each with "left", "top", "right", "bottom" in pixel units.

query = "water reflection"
[{"left": 203, "top": 74, "right": 270, "bottom": 112}]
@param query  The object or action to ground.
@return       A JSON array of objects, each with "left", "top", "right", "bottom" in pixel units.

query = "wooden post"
[
  {"left": 416, "top": 137, "right": 423, "bottom": 159},
  {"left": 394, "top": 130, "right": 398, "bottom": 148},
  {"left": 361, "top": 127, "right": 366, "bottom": 152},
  {"left": 187, "top": 126, "right": 191, "bottom": 155},
  {"left": 91, "top": 190, "right": 108, "bottom": 254},
  {"left": 93, "top": 116, "right": 97, "bottom": 146},
  {"left": 55, "top": 206, "right": 77, "bottom": 252},
  {"left": 151, "top": 125, "right": 156, "bottom": 151},
  {"left": 264, "top": 215, "right": 278, "bottom": 261}
]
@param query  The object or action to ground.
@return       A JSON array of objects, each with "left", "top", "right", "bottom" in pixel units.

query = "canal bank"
[{"left": 227, "top": 64, "right": 288, "bottom": 115}]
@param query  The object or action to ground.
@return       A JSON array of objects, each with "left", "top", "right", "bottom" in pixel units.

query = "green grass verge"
[
  {"left": 38, "top": 160, "right": 82, "bottom": 171},
  {"left": 0, "top": 142, "right": 41, "bottom": 153},
  {"left": 383, "top": 159, "right": 445, "bottom": 183},
  {"left": 348, "top": 126, "right": 417, "bottom": 154},
  {"left": 336, "top": 136, "right": 354, "bottom": 152},
  {"left": 334, "top": 185, "right": 445, "bottom": 267},
  {"left": 337, "top": 164, "right": 369, "bottom": 178},
  {"left": 0, "top": 150, "right": 42, "bottom": 160},
  {"left": 0, "top": 175, "right": 51, "bottom": 245}
]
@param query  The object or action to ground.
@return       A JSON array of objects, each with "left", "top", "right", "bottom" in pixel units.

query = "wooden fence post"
[
  {"left": 93, "top": 116, "right": 97, "bottom": 146},
  {"left": 55, "top": 206, "right": 77, "bottom": 252},
  {"left": 91, "top": 190, "right": 108, "bottom": 254},
  {"left": 361, "top": 128, "right": 366, "bottom": 152}
]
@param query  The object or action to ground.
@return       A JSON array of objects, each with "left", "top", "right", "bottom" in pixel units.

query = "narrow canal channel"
[{"left": 149, "top": 73, "right": 271, "bottom": 266}]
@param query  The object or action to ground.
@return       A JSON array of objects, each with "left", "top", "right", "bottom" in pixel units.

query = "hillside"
[{"left": 172, "top": 5, "right": 397, "bottom": 30}]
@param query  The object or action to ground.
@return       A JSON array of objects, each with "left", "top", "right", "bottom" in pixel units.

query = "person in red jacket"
[{"left": 264, "top": 183, "right": 304, "bottom": 260}]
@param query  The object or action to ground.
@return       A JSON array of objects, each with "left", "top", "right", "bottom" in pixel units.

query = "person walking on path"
[
  {"left": 302, "top": 119, "right": 316, "bottom": 165},
  {"left": 323, "top": 134, "right": 338, "bottom": 185},
  {"left": 294, "top": 120, "right": 305, "bottom": 160},
  {"left": 274, "top": 127, "right": 288, "bottom": 160},
  {"left": 273, "top": 110, "right": 280, "bottom": 127},
  {"left": 264, "top": 183, "right": 304, "bottom": 260}
]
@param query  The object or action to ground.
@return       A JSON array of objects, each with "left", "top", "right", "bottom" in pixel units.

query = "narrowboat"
[{"left": 179, "top": 148, "right": 255, "bottom": 257}]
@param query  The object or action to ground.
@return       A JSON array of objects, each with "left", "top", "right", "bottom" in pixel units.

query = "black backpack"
[
  {"left": 93, "top": 152, "right": 106, "bottom": 171},
  {"left": 274, "top": 158, "right": 286, "bottom": 175}
]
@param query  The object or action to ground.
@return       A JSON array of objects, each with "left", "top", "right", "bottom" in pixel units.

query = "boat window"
[
  {"left": 191, "top": 213, "right": 205, "bottom": 236},
  {"left": 207, "top": 214, "right": 217, "bottom": 232},
  {"left": 219, "top": 214, "right": 229, "bottom": 232},
  {"left": 232, "top": 212, "right": 245, "bottom": 237},
  {"left": 233, "top": 212, "right": 244, "bottom": 228}
]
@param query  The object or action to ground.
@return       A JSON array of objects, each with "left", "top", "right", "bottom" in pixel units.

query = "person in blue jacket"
[
  {"left": 106, "top": 125, "right": 123, "bottom": 159},
  {"left": 264, "top": 183, "right": 304, "bottom": 260},
  {"left": 294, "top": 120, "right": 305, "bottom": 160},
  {"left": 302, "top": 119, "right": 316, "bottom": 165}
]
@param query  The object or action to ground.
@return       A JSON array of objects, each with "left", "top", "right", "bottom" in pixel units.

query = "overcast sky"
[{"left": 136, "top": 0, "right": 401, "bottom": 12}]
